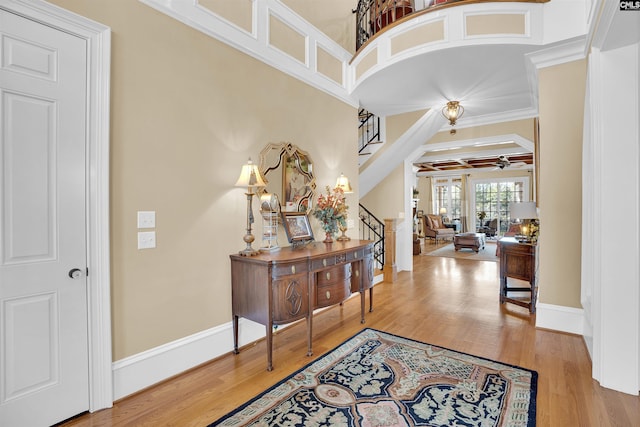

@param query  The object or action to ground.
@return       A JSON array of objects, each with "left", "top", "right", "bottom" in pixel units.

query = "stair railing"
[
  {"left": 359, "top": 204, "right": 385, "bottom": 270},
  {"left": 358, "top": 108, "right": 381, "bottom": 155}
]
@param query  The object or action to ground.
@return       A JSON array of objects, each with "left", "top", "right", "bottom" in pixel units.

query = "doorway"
[{"left": 0, "top": 0, "right": 112, "bottom": 423}]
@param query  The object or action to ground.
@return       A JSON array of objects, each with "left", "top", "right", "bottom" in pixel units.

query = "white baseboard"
[
  {"left": 535, "top": 303, "right": 585, "bottom": 335},
  {"left": 112, "top": 318, "right": 266, "bottom": 400},
  {"left": 113, "top": 278, "right": 385, "bottom": 400}
]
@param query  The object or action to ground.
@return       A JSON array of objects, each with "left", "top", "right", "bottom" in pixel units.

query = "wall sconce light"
[
  {"left": 442, "top": 100, "right": 464, "bottom": 135},
  {"left": 335, "top": 173, "right": 353, "bottom": 241},
  {"left": 235, "top": 158, "right": 266, "bottom": 256}
]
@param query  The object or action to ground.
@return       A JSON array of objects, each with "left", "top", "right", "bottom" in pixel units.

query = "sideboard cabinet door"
[{"left": 272, "top": 275, "right": 309, "bottom": 324}]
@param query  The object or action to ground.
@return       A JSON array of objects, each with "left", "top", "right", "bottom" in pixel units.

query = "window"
[
  {"left": 473, "top": 178, "right": 529, "bottom": 234},
  {"left": 434, "top": 177, "right": 461, "bottom": 223}
]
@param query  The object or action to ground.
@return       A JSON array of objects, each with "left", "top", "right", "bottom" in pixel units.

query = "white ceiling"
[
  {"left": 352, "top": 40, "right": 542, "bottom": 172},
  {"left": 353, "top": 43, "right": 540, "bottom": 119}
]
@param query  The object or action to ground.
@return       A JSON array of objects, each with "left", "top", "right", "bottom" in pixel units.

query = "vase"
[{"left": 323, "top": 231, "right": 333, "bottom": 243}]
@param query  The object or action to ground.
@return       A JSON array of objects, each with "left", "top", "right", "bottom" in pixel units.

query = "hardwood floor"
[{"left": 62, "top": 241, "right": 639, "bottom": 426}]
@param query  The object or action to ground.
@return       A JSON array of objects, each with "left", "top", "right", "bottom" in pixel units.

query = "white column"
[{"left": 586, "top": 43, "right": 640, "bottom": 395}]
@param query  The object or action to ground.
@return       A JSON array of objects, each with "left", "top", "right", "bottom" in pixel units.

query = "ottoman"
[{"left": 454, "top": 232, "right": 486, "bottom": 252}]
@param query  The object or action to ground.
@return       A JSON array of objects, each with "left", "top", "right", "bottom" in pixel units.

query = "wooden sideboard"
[
  {"left": 498, "top": 237, "right": 538, "bottom": 313},
  {"left": 229, "top": 240, "right": 375, "bottom": 370}
]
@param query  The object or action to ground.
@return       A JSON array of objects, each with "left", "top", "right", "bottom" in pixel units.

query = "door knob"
[{"left": 68, "top": 268, "right": 83, "bottom": 279}]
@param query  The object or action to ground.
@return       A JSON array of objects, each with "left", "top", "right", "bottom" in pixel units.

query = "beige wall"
[
  {"left": 538, "top": 59, "right": 586, "bottom": 308},
  {"left": 49, "top": 0, "right": 358, "bottom": 360},
  {"left": 360, "top": 110, "right": 429, "bottom": 221},
  {"left": 281, "top": 0, "right": 358, "bottom": 54},
  {"left": 361, "top": 163, "right": 405, "bottom": 221},
  {"left": 428, "top": 119, "right": 535, "bottom": 145}
]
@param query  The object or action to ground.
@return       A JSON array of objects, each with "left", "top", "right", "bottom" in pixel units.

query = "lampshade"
[
  {"left": 335, "top": 173, "right": 353, "bottom": 193},
  {"left": 235, "top": 158, "right": 266, "bottom": 188},
  {"left": 510, "top": 201, "right": 537, "bottom": 219},
  {"left": 439, "top": 207, "right": 447, "bottom": 215}
]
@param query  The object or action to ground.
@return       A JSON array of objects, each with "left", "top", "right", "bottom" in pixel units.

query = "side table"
[{"left": 498, "top": 237, "right": 538, "bottom": 313}]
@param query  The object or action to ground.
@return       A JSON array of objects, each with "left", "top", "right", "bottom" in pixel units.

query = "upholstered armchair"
[
  {"left": 422, "top": 214, "right": 455, "bottom": 243},
  {"left": 478, "top": 218, "right": 498, "bottom": 237}
]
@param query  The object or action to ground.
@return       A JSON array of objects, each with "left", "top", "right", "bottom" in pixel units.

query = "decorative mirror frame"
[{"left": 259, "top": 142, "right": 316, "bottom": 213}]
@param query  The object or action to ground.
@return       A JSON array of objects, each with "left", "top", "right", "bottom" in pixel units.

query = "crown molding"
[{"left": 526, "top": 35, "right": 588, "bottom": 69}]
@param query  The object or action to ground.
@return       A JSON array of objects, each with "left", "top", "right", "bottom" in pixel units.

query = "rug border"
[
  {"left": 208, "top": 327, "right": 538, "bottom": 427},
  {"left": 424, "top": 242, "right": 499, "bottom": 262}
]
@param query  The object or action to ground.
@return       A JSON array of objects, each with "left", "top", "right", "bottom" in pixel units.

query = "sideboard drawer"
[
  {"left": 272, "top": 260, "right": 308, "bottom": 278},
  {"left": 311, "top": 256, "right": 336, "bottom": 271},
  {"left": 346, "top": 248, "right": 363, "bottom": 261},
  {"left": 316, "top": 278, "right": 350, "bottom": 308},
  {"left": 316, "top": 264, "right": 350, "bottom": 286},
  {"left": 315, "top": 264, "right": 351, "bottom": 308}
]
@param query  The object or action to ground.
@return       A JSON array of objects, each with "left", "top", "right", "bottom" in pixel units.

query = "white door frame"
[{"left": 0, "top": 0, "right": 113, "bottom": 411}]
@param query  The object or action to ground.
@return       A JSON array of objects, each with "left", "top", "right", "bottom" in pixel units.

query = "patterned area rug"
[
  {"left": 425, "top": 243, "right": 499, "bottom": 262},
  {"left": 210, "top": 328, "right": 537, "bottom": 426}
]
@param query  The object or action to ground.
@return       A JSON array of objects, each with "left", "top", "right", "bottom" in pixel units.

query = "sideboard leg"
[
  {"left": 306, "top": 314, "right": 313, "bottom": 356},
  {"left": 266, "top": 323, "right": 273, "bottom": 371},
  {"left": 232, "top": 315, "right": 239, "bottom": 354},
  {"left": 369, "top": 288, "right": 374, "bottom": 312}
]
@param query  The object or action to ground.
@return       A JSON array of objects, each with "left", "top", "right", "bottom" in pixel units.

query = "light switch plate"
[
  {"left": 137, "top": 211, "right": 156, "bottom": 229},
  {"left": 138, "top": 231, "right": 156, "bottom": 249}
]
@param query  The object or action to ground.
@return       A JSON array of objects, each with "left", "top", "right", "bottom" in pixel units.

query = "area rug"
[
  {"left": 425, "top": 242, "right": 498, "bottom": 262},
  {"left": 209, "top": 328, "right": 537, "bottom": 426}
]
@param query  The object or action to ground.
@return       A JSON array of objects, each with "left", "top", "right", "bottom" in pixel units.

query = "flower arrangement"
[{"left": 311, "top": 185, "right": 348, "bottom": 242}]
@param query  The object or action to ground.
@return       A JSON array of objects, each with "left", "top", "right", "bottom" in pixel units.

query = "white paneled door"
[{"left": 0, "top": 9, "right": 90, "bottom": 426}]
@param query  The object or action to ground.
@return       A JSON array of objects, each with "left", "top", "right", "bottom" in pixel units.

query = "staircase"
[
  {"left": 358, "top": 108, "right": 384, "bottom": 167},
  {"left": 359, "top": 204, "right": 385, "bottom": 270}
]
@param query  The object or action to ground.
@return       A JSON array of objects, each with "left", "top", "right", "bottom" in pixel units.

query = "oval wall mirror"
[{"left": 259, "top": 142, "right": 315, "bottom": 212}]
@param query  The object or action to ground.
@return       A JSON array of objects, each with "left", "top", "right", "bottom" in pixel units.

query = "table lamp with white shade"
[
  {"left": 335, "top": 173, "right": 353, "bottom": 241},
  {"left": 235, "top": 158, "right": 266, "bottom": 256},
  {"left": 509, "top": 201, "right": 538, "bottom": 243}
]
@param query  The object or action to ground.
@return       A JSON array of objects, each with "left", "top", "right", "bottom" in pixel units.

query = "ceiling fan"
[
  {"left": 495, "top": 155, "right": 511, "bottom": 169},
  {"left": 494, "top": 155, "right": 527, "bottom": 170}
]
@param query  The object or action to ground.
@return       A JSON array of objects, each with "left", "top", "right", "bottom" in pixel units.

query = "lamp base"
[
  {"left": 337, "top": 227, "right": 350, "bottom": 241},
  {"left": 238, "top": 248, "right": 260, "bottom": 256},
  {"left": 240, "top": 231, "right": 258, "bottom": 256}
]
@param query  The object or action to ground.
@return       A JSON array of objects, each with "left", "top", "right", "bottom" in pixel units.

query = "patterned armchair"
[{"left": 422, "top": 214, "right": 455, "bottom": 243}]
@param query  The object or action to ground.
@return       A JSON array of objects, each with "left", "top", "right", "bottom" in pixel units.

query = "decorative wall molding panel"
[{"left": 140, "top": 0, "right": 357, "bottom": 107}]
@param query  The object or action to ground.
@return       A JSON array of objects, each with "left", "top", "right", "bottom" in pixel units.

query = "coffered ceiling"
[{"left": 415, "top": 147, "right": 534, "bottom": 174}]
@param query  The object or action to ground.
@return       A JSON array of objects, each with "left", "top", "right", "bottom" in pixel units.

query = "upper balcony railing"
[
  {"left": 353, "top": 0, "right": 547, "bottom": 50},
  {"left": 354, "top": 0, "right": 414, "bottom": 50}
]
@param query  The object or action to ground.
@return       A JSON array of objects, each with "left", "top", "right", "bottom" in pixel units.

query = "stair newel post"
[{"left": 383, "top": 218, "right": 398, "bottom": 283}]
